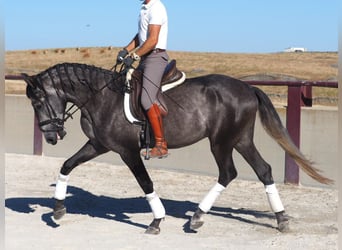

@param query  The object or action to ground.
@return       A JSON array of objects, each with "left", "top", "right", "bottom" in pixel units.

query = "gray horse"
[{"left": 23, "top": 63, "right": 332, "bottom": 234}]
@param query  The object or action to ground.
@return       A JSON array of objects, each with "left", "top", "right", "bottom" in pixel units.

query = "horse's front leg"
[
  {"left": 120, "top": 152, "right": 165, "bottom": 235},
  {"left": 53, "top": 140, "right": 108, "bottom": 220}
]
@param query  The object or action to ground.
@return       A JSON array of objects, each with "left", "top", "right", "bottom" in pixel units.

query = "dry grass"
[{"left": 5, "top": 47, "right": 338, "bottom": 105}]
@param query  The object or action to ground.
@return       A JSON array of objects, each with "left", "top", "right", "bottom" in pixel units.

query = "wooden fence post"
[{"left": 284, "top": 85, "right": 301, "bottom": 184}]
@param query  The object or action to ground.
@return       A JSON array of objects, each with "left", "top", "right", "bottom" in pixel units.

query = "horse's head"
[{"left": 23, "top": 73, "right": 67, "bottom": 145}]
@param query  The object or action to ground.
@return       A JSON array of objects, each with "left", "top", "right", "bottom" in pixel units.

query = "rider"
[{"left": 116, "top": 0, "right": 169, "bottom": 159}]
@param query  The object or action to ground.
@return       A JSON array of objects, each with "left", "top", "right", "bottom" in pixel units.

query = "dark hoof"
[
  {"left": 145, "top": 218, "right": 162, "bottom": 235},
  {"left": 145, "top": 226, "right": 160, "bottom": 235},
  {"left": 276, "top": 211, "right": 290, "bottom": 233},
  {"left": 190, "top": 208, "right": 205, "bottom": 230},
  {"left": 190, "top": 219, "right": 204, "bottom": 230},
  {"left": 278, "top": 220, "right": 290, "bottom": 233},
  {"left": 53, "top": 207, "right": 66, "bottom": 220}
]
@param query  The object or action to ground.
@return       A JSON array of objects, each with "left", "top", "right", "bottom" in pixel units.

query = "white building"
[{"left": 284, "top": 47, "right": 307, "bottom": 52}]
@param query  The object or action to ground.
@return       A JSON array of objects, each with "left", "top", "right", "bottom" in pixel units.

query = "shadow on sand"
[{"left": 6, "top": 185, "right": 276, "bottom": 232}]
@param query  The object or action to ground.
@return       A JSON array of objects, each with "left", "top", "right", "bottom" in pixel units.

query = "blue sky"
[{"left": 5, "top": 0, "right": 338, "bottom": 53}]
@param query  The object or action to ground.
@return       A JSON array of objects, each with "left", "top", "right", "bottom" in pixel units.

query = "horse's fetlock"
[{"left": 54, "top": 199, "right": 65, "bottom": 210}]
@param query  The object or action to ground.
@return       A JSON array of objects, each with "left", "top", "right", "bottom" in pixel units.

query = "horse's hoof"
[
  {"left": 145, "top": 226, "right": 160, "bottom": 235},
  {"left": 190, "top": 208, "right": 205, "bottom": 230},
  {"left": 275, "top": 211, "right": 290, "bottom": 233},
  {"left": 278, "top": 220, "right": 290, "bottom": 233},
  {"left": 190, "top": 218, "right": 204, "bottom": 230},
  {"left": 53, "top": 207, "right": 66, "bottom": 220}
]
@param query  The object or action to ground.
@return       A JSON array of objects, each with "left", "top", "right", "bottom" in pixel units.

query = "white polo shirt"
[{"left": 138, "top": 0, "right": 168, "bottom": 50}]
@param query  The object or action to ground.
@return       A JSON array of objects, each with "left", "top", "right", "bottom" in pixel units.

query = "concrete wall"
[{"left": 5, "top": 95, "right": 337, "bottom": 188}]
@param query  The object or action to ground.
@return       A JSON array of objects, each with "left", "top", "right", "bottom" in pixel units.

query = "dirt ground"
[{"left": 5, "top": 153, "right": 337, "bottom": 250}]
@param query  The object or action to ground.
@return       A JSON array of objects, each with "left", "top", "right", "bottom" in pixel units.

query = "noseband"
[{"left": 38, "top": 117, "right": 65, "bottom": 132}]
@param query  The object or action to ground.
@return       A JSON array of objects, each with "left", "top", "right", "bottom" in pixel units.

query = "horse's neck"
[{"left": 61, "top": 64, "right": 121, "bottom": 107}]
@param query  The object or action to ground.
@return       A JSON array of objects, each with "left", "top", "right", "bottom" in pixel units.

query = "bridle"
[{"left": 31, "top": 85, "right": 68, "bottom": 138}]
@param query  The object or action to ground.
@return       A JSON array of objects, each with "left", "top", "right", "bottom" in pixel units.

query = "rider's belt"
[
  {"left": 153, "top": 48, "right": 166, "bottom": 53},
  {"left": 144, "top": 48, "right": 166, "bottom": 58}
]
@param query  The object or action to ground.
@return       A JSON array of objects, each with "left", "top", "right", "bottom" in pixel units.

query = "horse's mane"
[
  {"left": 37, "top": 62, "right": 114, "bottom": 78},
  {"left": 35, "top": 63, "right": 122, "bottom": 93}
]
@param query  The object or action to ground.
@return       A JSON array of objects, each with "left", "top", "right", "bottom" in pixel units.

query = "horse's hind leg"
[
  {"left": 191, "top": 144, "right": 237, "bottom": 230},
  {"left": 53, "top": 140, "right": 108, "bottom": 220},
  {"left": 235, "top": 137, "right": 289, "bottom": 232}
]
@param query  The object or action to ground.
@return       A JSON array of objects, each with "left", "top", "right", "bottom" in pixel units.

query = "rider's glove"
[
  {"left": 123, "top": 56, "right": 134, "bottom": 68},
  {"left": 123, "top": 53, "right": 141, "bottom": 68},
  {"left": 116, "top": 48, "right": 129, "bottom": 63}
]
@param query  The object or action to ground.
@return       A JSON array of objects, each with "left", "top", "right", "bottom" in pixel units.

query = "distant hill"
[{"left": 5, "top": 47, "right": 338, "bottom": 105}]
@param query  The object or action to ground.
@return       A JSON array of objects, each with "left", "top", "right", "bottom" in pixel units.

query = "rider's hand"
[
  {"left": 116, "top": 48, "right": 128, "bottom": 63},
  {"left": 123, "top": 53, "right": 141, "bottom": 68},
  {"left": 123, "top": 56, "right": 134, "bottom": 68}
]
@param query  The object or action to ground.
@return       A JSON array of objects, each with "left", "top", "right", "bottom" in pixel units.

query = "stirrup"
[{"left": 141, "top": 147, "right": 169, "bottom": 160}]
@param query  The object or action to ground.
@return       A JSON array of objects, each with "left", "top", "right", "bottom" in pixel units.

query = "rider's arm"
[
  {"left": 124, "top": 34, "right": 140, "bottom": 52},
  {"left": 134, "top": 24, "right": 161, "bottom": 57}
]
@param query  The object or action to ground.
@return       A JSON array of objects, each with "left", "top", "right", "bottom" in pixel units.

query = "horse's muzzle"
[
  {"left": 58, "top": 130, "right": 67, "bottom": 140},
  {"left": 44, "top": 130, "right": 67, "bottom": 145}
]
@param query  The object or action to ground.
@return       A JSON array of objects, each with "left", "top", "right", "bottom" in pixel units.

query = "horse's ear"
[{"left": 21, "top": 73, "right": 35, "bottom": 88}]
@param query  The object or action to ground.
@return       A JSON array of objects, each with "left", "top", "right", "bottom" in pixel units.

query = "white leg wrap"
[
  {"left": 146, "top": 191, "right": 165, "bottom": 219},
  {"left": 265, "top": 184, "right": 284, "bottom": 213},
  {"left": 199, "top": 183, "right": 226, "bottom": 213},
  {"left": 54, "top": 174, "right": 69, "bottom": 200}
]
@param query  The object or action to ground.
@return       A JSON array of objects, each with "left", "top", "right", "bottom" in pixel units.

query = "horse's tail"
[{"left": 253, "top": 86, "right": 333, "bottom": 185}]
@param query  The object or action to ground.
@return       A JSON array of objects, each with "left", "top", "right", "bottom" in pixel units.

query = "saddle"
[{"left": 128, "top": 59, "right": 185, "bottom": 121}]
